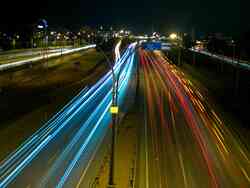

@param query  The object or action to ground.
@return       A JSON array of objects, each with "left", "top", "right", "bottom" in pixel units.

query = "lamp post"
[
  {"left": 107, "top": 43, "right": 139, "bottom": 188},
  {"left": 231, "top": 40, "right": 239, "bottom": 96},
  {"left": 232, "top": 40, "right": 236, "bottom": 64},
  {"left": 177, "top": 33, "right": 183, "bottom": 66},
  {"left": 88, "top": 40, "right": 137, "bottom": 187},
  {"left": 37, "top": 19, "right": 48, "bottom": 68},
  {"left": 94, "top": 40, "right": 123, "bottom": 188},
  {"left": 169, "top": 33, "right": 182, "bottom": 66}
]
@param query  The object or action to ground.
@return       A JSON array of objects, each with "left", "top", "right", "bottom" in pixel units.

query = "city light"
[
  {"left": 169, "top": 33, "right": 177, "bottom": 40},
  {"left": 37, "top": 25, "right": 44, "bottom": 29},
  {"left": 0, "top": 2, "right": 249, "bottom": 187},
  {"left": 110, "top": 106, "right": 119, "bottom": 114}
]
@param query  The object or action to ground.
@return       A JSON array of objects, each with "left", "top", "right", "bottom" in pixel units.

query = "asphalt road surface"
[
  {"left": 0, "top": 45, "right": 96, "bottom": 72},
  {"left": 0, "top": 43, "right": 137, "bottom": 188},
  {"left": 136, "top": 49, "right": 250, "bottom": 188},
  {"left": 0, "top": 47, "right": 73, "bottom": 64}
]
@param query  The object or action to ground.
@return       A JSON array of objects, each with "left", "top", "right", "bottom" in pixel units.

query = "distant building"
[{"left": 207, "top": 32, "right": 232, "bottom": 42}]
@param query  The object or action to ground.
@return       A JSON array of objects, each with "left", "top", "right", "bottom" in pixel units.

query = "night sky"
[{"left": 0, "top": 0, "right": 248, "bottom": 35}]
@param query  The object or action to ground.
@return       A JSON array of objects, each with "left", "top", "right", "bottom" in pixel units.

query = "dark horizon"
[{"left": 0, "top": 0, "right": 248, "bottom": 36}]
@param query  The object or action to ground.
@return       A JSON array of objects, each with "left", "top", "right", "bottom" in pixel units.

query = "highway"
[
  {"left": 0, "top": 47, "right": 72, "bottom": 64},
  {"left": 0, "top": 43, "right": 137, "bottom": 187},
  {"left": 190, "top": 48, "right": 250, "bottom": 70},
  {"left": 0, "top": 45, "right": 96, "bottom": 72},
  {"left": 137, "top": 49, "right": 250, "bottom": 188},
  {"left": 115, "top": 40, "right": 122, "bottom": 62}
]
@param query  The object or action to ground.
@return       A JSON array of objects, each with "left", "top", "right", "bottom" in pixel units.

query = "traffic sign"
[
  {"left": 37, "top": 19, "right": 48, "bottom": 29},
  {"left": 142, "top": 42, "right": 162, "bottom": 51}
]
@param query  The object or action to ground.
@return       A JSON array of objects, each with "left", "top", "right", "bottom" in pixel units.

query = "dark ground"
[
  {"left": 166, "top": 48, "right": 250, "bottom": 148},
  {"left": 0, "top": 49, "right": 108, "bottom": 160},
  {"left": 167, "top": 48, "right": 250, "bottom": 124}
]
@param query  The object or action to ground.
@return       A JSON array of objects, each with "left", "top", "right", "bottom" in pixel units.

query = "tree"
[
  {"left": 182, "top": 34, "right": 194, "bottom": 49},
  {"left": 207, "top": 37, "right": 227, "bottom": 54},
  {"left": 239, "top": 31, "right": 250, "bottom": 60}
]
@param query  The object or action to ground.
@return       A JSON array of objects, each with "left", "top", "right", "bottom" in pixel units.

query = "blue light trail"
[{"left": 0, "top": 43, "right": 137, "bottom": 188}]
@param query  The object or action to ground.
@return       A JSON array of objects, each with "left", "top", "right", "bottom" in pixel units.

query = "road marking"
[
  {"left": 238, "top": 148, "right": 250, "bottom": 164},
  {"left": 47, "top": 153, "right": 58, "bottom": 165},
  {"left": 211, "top": 110, "right": 222, "bottom": 125},
  {"left": 144, "top": 103, "right": 149, "bottom": 188},
  {"left": 240, "top": 166, "right": 250, "bottom": 182},
  {"left": 178, "top": 152, "right": 188, "bottom": 188},
  {"left": 0, "top": 136, "right": 51, "bottom": 188}
]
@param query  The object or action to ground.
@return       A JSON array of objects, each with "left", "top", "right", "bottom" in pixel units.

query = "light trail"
[
  {"left": 0, "top": 43, "right": 134, "bottom": 177},
  {"left": 0, "top": 45, "right": 96, "bottom": 72},
  {"left": 115, "top": 40, "right": 122, "bottom": 62},
  {"left": 0, "top": 43, "right": 137, "bottom": 187},
  {"left": 139, "top": 49, "right": 250, "bottom": 187}
]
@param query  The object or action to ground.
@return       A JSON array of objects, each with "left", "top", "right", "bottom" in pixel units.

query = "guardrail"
[{"left": 190, "top": 48, "right": 250, "bottom": 71}]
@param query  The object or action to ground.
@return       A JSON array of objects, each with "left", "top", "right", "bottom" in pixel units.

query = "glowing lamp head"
[
  {"left": 110, "top": 106, "right": 119, "bottom": 114},
  {"left": 169, "top": 33, "right": 177, "bottom": 40}
]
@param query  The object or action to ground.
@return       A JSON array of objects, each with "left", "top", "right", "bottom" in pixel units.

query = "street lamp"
[
  {"left": 86, "top": 40, "right": 137, "bottom": 188},
  {"left": 91, "top": 45, "right": 119, "bottom": 188},
  {"left": 37, "top": 19, "right": 48, "bottom": 67},
  {"left": 230, "top": 40, "right": 240, "bottom": 96},
  {"left": 231, "top": 40, "right": 236, "bottom": 64},
  {"left": 169, "top": 33, "right": 182, "bottom": 66},
  {"left": 169, "top": 33, "right": 177, "bottom": 40},
  {"left": 106, "top": 43, "right": 139, "bottom": 188}
]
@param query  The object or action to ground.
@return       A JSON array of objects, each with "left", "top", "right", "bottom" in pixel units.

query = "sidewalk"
[
  {"left": 94, "top": 111, "right": 139, "bottom": 188},
  {"left": 115, "top": 113, "right": 138, "bottom": 188}
]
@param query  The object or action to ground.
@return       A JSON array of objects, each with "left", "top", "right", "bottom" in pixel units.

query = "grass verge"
[{"left": 0, "top": 49, "right": 107, "bottom": 161}]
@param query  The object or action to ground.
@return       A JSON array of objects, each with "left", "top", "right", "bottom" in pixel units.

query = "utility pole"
[
  {"left": 93, "top": 45, "right": 118, "bottom": 188},
  {"left": 107, "top": 43, "right": 138, "bottom": 188},
  {"left": 231, "top": 41, "right": 236, "bottom": 66},
  {"left": 45, "top": 29, "right": 49, "bottom": 69},
  {"left": 178, "top": 32, "right": 182, "bottom": 66},
  {"left": 61, "top": 39, "right": 63, "bottom": 56},
  {"left": 108, "top": 84, "right": 117, "bottom": 188},
  {"left": 192, "top": 28, "right": 196, "bottom": 65},
  {"left": 178, "top": 45, "right": 181, "bottom": 66},
  {"left": 232, "top": 41, "right": 239, "bottom": 96},
  {"left": 37, "top": 19, "right": 48, "bottom": 68},
  {"left": 104, "top": 51, "right": 117, "bottom": 188}
]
